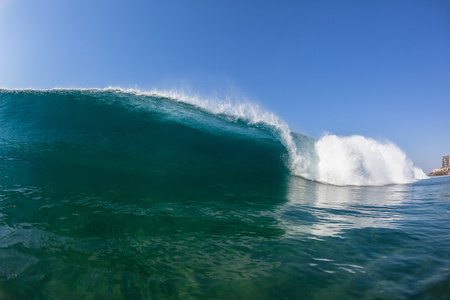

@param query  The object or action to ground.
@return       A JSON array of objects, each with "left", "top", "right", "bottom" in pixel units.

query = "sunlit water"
[
  {"left": 0, "top": 89, "right": 448, "bottom": 299},
  {"left": 1, "top": 172, "right": 449, "bottom": 299}
]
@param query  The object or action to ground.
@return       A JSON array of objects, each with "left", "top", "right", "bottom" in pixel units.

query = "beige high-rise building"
[{"left": 443, "top": 155, "right": 450, "bottom": 170}]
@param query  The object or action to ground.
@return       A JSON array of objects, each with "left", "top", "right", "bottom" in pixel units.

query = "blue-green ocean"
[{"left": 0, "top": 89, "right": 448, "bottom": 299}]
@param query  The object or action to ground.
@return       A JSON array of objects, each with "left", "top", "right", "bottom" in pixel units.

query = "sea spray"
[{"left": 314, "top": 134, "right": 427, "bottom": 185}]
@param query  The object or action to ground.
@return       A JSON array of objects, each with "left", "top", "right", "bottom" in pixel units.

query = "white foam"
[{"left": 311, "top": 134, "right": 427, "bottom": 186}]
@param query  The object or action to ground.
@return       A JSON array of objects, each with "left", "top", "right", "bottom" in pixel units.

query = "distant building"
[
  {"left": 443, "top": 155, "right": 450, "bottom": 170},
  {"left": 429, "top": 155, "right": 450, "bottom": 176}
]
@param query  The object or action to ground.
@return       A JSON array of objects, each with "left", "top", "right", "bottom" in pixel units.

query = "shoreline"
[{"left": 428, "top": 169, "right": 450, "bottom": 177}]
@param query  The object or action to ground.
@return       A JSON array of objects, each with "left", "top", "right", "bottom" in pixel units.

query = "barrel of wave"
[{"left": 291, "top": 134, "right": 427, "bottom": 186}]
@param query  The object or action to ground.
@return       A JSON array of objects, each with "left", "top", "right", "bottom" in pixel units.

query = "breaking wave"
[{"left": 0, "top": 87, "right": 426, "bottom": 186}]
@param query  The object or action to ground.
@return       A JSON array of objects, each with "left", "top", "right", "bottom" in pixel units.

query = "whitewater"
[{"left": 0, "top": 88, "right": 447, "bottom": 300}]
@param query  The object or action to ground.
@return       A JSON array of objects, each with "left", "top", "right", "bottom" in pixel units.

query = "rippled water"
[
  {"left": 0, "top": 89, "right": 448, "bottom": 299},
  {"left": 1, "top": 171, "right": 449, "bottom": 299}
]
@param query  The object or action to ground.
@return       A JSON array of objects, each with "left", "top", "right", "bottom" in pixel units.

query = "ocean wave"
[{"left": 0, "top": 88, "right": 426, "bottom": 186}]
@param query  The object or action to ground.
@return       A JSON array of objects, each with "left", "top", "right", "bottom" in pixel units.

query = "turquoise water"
[{"left": 0, "top": 89, "right": 448, "bottom": 299}]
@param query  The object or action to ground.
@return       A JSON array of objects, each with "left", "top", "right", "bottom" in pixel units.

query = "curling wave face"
[{"left": 0, "top": 88, "right": 426, "bottom": 186}]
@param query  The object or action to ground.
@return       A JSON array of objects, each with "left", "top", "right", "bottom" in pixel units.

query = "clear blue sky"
[{"left": 1, "top": 0, "right": 449, "bottom": 173}]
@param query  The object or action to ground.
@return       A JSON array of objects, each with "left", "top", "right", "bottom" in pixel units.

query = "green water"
[{"left": 0, "top": 89, "right": 449, "bottom": 299}]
